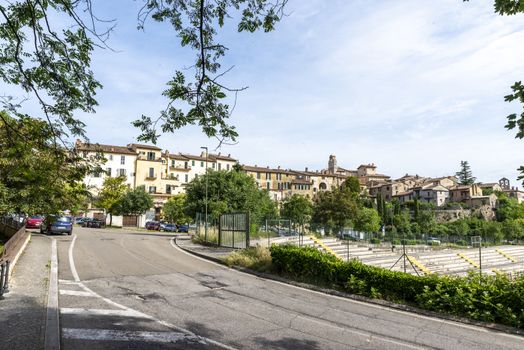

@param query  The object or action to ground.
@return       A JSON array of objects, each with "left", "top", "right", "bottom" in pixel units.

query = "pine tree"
[{"left": 455, "top": 161, "right": 476, "bottom": 185}]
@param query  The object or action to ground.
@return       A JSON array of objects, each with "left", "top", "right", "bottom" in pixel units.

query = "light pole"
[{"left": 200, "top": 146, "right": 208, "bottom": 242}]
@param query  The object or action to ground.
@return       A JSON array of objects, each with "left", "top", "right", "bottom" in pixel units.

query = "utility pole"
[{"left": 201, "top": 146, "right": 208, "bottom": 242}]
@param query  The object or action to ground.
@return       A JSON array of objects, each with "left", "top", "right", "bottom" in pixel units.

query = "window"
[
  {"left": 109, "top": 155, "right": 113, "bottom": 161},
  {"left": 195, "top": 174, "right": 198, "bottom": 179},
  {"left": 201, "top": 161, "right": 204, "bottom": 167},
  {"left": 93, "top": 170, "right": 101, "bottom": 178},
  {"left": 185, "top": 174, "right": 188, "bottom": 182},
  {"left": 147, "top": 152, "right": 155, "bottom": 161},
  {"left": 118, "top": 169, "right": 126, "bottom": 176},
  {"left": 148, "top": 168, "right": 154, "bottom": 178},
  {"left": 256, "top": 172, "right": 261, "bottom": 179},
  {"left": 184, "top": 161, "right": 188, "bottom": 169},
  {"left": 266, "top": 173, "right": 271, "bottom": 180},
  {"left": 218, "top": 163, "right": 221, "bottom": 170},
  {"left": 121, "top": 156, "right": 125, "bottom": 165},
  {"left": 226, "top": 164, "right": 230, "bottom": 171},
  {"left": 171, "top": 160, "right": 175, "bottom": 167},
  {"left": 106, "top": 168, "right": 111, "bottom": 177},
  {"left": 212, "top": 163, "right": 215, "bottom": 169},
  {"left": 266, "top": 182, "right": 270, "bottom": 190},
  {"left": 148, "top": 186, "right": 156, "bottom": 193},
  {"left": 192, "top": 160, "right": 195, "bottom": 166},
  {"left": 166, "top": 185, "right": 172, "bottom": 194}
]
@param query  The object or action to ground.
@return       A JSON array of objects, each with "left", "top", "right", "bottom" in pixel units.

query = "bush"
[
  {"left": 223, "top": 246, "right": 272, "bottom": 272},
  {"left": 269, "top": 245, "right": 524, "bottom": 328},
  {"left": 370, "top": 238, "right": 381, "bottom": 244}
]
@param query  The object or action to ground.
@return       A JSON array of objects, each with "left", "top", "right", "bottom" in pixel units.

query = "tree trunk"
[{"left": 110, "top": 213, "right": 113, "bottom": 227}]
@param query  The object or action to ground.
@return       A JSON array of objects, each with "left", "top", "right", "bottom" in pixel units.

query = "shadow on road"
[{"left": 252, "top": 336, "right": 322, "bottom": 350}]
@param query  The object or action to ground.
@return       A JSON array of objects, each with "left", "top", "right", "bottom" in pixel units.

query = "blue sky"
[{"left": 7, "top": 0, "right": 524, "bottom": 185}]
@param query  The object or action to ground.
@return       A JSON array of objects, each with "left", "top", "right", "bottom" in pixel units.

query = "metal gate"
[
  {"left": 219, "top": 213, "right": 249, "bottom": 249},
  {"left": 122, "top": 215, "right": 138, "bottom": 227}
]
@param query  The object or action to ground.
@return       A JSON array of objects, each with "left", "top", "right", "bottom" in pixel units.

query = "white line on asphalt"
[
  {"left": 66, "top": 231, "right": 237, "bottom": 350},
  {"left": 68, "top": 234, "right": 80, "bottom": 282},
  {"left": 170, "top": 238, "right": 524, "bottom": 342},
  {"left": 59, "top": 290, "right": 96, "bottom": 297},
  {"left": 62, "top": 328, "right": 204, "bottom": 344},
  {"left": 58, "top": 279, "right": 79, "bottom": 285},
  {"left": 60, "top": 308, "right": 151, "bottom": 318},
  {"left": 44, "top": 239, "right": 60, "bottom": 350}
]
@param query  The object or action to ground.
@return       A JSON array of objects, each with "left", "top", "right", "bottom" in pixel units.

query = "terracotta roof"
[
  {"left": 449, "top": 185, "right": 471, "bottom": 190},
  {"left": 128, "top": 143, "right": 161, "bottom": 151},
  {"left": 358, "top": 163, "right": 377, "bottom": 169},
  {"left": 243, "top": 165, "right": 293, "bottom": 174},
  {"left": 209, "top": 153, "right": 236, "bottom": 161},
  {"left": 168, "top": 153, "right": 189, "bottom": 161},
  {"left": 180, "top": 153, "right": 216, "bottom": 162},
  {"left": 393, "top": 191, "right": 413, "bottom": 197},
  {"left": 76, "top": 142, "right": 136, "bottom": 155}
]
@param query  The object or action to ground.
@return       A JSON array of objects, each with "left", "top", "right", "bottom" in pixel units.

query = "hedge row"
[{"left": 269, "top": 245, "right": 524, "bottom": 328}]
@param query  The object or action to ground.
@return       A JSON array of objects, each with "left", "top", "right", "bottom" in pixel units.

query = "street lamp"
[{"left": 200, "top": 146, "right": 208, "bottom": 242}]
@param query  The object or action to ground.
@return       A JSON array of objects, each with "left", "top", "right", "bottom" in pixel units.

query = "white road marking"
[
  {"left": 44, "top": 239, "right": 60, "bottom": 350},
  {"left": 59, "top": 290, "right": 96, "bottom": 297},
  {"left": 66, "top": 232, "right": 237, "bottom": 350},
  {"left": 59, "top": 279, "right": 79, "bottom": 285},
  {"left": 68, "top": 234, "right": 80, "bottom": 282},
  {"left": 170, "top": 238, "right": 524, "bottom": 342},
  {"left": 62, "top": 328, "right": 204, "bottom": 344},
  {"left": 60, "top": 308, "right": 151, "bottom": 318}
]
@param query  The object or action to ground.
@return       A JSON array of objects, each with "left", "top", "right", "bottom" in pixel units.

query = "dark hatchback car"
[
  {"left": 41, "top": 216, "right": 73, "bottom": 235},
  {"left": 177, "top": 224, "right": 189, "bottom": 233},
  {"left": 86, "top": 218, "right": 105, "bottom": 228},
  {"left": 162, "top": 223, "right": 177, "bottom": 232},
  {"left": 145, "top": 221, "right": 161, "bottom": 230}
]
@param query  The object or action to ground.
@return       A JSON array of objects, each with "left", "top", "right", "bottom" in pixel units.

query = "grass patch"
[{"left": 223, "top": 246, "right": 272, "bottom": 272}]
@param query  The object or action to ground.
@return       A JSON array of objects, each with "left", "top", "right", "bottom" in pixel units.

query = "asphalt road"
[{"left": 53, "top": 227, "right": 524, "bottom": 349}]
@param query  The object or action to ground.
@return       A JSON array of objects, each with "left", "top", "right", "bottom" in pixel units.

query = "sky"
[{"left": 5, "top": 0, "right": 524, "bottom": 185}]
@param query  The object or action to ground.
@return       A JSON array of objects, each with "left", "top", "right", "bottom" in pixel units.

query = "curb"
[
  {"left": 7, "top": 231, "right": 31, "bottom": 280},
  {"left": 174, "top": 238, "right": 524, "bottom": 337}
]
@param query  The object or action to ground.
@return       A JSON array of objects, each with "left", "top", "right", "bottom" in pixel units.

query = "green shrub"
[
  {"left": 269, "top": 245, "right": 524, "bottom": 328},
  {"left": 370, "top": 238, "right": 381, "bottom": 244}
]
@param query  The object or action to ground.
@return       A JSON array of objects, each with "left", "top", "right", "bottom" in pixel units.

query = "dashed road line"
[
  {"left": 61, "top": 307, "right": 149, "bottom": 318},
  {"left": 59, "top": 290, "right": 96, "bottom": 297}
]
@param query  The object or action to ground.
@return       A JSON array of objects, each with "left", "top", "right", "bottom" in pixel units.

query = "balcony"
[
  {"left": 161, "top": 175, "right": 180, "bottom": 181},
  {"left": 145, "top": 175, "right": 157, "bottom": 180},
  {"left": 169, "top": 165, "right": 191, "bottom": 171}
]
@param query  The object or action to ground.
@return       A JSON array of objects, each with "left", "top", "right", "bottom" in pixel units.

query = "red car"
[{"left": 26, "top": 215, "right": 44, "bottom": 229}]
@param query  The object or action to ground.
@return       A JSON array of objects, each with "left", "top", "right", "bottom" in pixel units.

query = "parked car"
[
  {"left": 427, "top": 237, "right": 441, "bottom": 245},
  {"left": 86, "top": 218, "right": 105, "bottom": 228},
  {"left": 80, "top": 218, "right": 92, "bottom": 227},
  {"left": 41, "top": 216, "right": 73, "bottom": 235},
  {"left": 26, "top": 215, "right": 44, "bottom": 229},
  {"left": 177, "top": 224, "right": 189, "bottom": 233},
  {"left": 162, "top": 223, "right": 177, "bottom": 232},
  {"left": 145, "top": 221, "right": 161, "bottom": 230},
  {"left": 74, "top": 217, "right": 86, "bottom": 225}
]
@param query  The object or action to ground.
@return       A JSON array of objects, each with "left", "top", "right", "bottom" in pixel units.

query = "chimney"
[
  {"left": 228, "top": 153, "right": 230, "bottom": 157},
  {"left": 305, "top": 167, "right": 308, "bottom": 172},
  {"left": 277, "top": 166, "right": 281, "bottom": 169}
]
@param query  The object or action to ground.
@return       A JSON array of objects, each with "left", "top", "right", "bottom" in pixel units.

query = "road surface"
[{"left": 51, "top": 227, "right": 523, "bottom": 349}]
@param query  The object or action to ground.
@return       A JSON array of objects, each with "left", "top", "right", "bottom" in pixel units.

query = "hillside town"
[{"left": 77, "top": 140, "right": 524, "bottom": 226}]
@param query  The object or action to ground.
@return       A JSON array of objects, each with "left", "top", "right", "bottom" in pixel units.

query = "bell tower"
[{"left": 328, "top": 155, "right": 337, "bottom": 174}]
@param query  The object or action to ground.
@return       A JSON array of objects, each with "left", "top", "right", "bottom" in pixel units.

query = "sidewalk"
[
  {"left": 175, "top": 235, "right": 235, "bottom": 262},
  {"left": 0, "top": 234, "right": 51, "bottom": 350}
]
